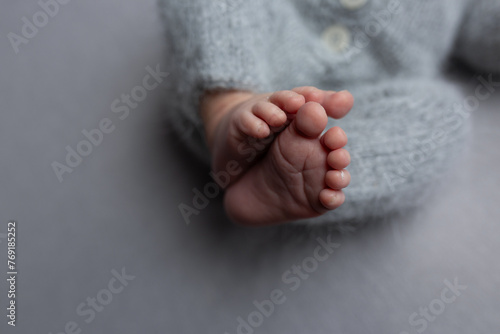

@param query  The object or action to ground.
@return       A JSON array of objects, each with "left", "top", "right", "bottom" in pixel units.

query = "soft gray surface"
[{"left": 1, "top": 1, "right": 499, "bottom": 334}]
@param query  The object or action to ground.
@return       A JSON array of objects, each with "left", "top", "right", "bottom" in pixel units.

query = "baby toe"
[
  {"left": 327, "top": 148, "right": 351, "bottom": 170},
  {"left": 252, "top": 101, "right": 287, "bottom": 127},
  {"left": 269, "top": 90, "right": 306, "bottom": 113},
  {"left": 294, "top": 102, "right": 328, "bottom": 138},
  {"left": 238, "top": 111, "right": 271, "bottom": 138},
  {"left": 322, "top": 126, "right": 348, "bottom": 150},
  {"left": 325, "top": 169, "right": 351, "bottom": 190},
  {"left": 319, "top": 189, "right": 345, "bottom": 210},
  {"left": 292, "top": 86, "right": 326, "bottom": 103},
  {"left": 323, "top": 90, "right": 354, "bottom": 119}
]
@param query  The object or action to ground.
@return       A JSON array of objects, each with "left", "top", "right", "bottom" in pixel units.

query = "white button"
[
  {"left": 340, "top": 0, "right": 367, "bottom": 10},
  {"left": 322, "top": 24, "right": 351, "bottom": 53}
]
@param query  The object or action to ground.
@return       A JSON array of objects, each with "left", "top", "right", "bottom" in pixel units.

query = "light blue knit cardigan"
[{"left": 159, "top": 0, "right": 500, "bottom": 225}]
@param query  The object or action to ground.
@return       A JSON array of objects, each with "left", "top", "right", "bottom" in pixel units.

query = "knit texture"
[{"left": 159, "top": 0, "right": 499, "bottom": 225}]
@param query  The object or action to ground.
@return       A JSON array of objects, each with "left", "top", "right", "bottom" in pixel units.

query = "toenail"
[{"left": 256, "top": 123, "right": 263, "bottom": 133}]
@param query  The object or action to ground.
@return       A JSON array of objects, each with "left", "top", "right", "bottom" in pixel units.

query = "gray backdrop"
[{"left": 1, "top": 1, "right": 499, "bottom": 333}]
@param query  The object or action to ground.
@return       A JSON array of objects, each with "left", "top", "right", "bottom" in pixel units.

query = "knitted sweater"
[{"left": 159, "top": 0, "right": 500, "bottom": 225}]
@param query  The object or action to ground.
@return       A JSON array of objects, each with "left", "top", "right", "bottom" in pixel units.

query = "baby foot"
[
  {"left": 206, "top": 87, "right": 353, "bottom": 187},
  {"left": 223, "top": 101, "right": 351, "bottom": 225}
]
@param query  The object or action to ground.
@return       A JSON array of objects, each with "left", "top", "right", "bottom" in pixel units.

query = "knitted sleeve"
[
  {"left": 159, "top": 0, "right": 269, "bottom": 163},
  {"left": 453, "top": 0, "right": 500, "bottom": 73}
]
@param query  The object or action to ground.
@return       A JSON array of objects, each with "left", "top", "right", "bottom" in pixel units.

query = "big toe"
[
  {"left": 294, "top": 102, "right": 328, "bottom": 138},
  {"left": 323, "top": 90, "right": 354, "bottom": 119}
]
